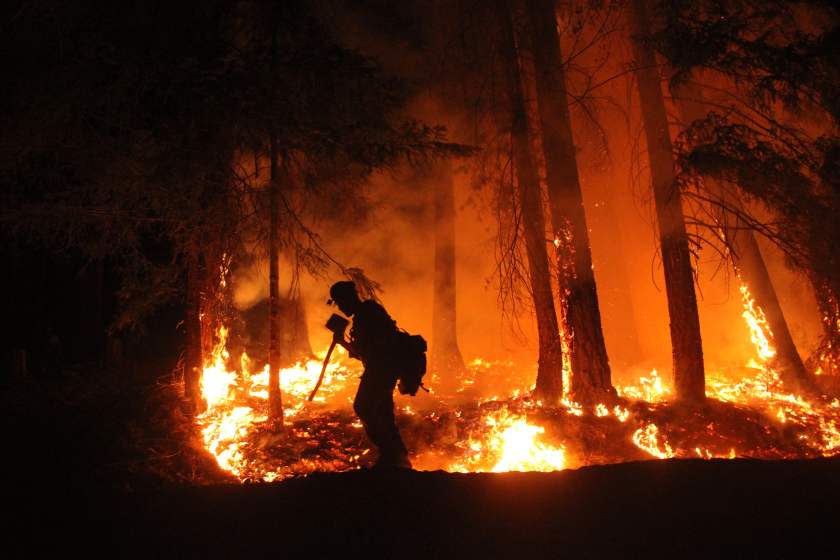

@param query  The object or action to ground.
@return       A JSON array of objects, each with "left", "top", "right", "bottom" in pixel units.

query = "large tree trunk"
[
  {"left": 630, "top": 0, "right": 705, "bottom": 402},
  {"left": 527, "top": 0, "right": 614, "bottom": 402},
  {"left": 498, "top": 0, "right": 564, "bottom": 402},
  {"left": 675, "top": 90, "right": 809, "bottom": 379},
  {"left": 268, "top": 131, "right": 284, "bottom": 424},
  {"left": 673, "top": 83, "right": 814, "bottom": 391},
  {"left": 185, "top": 247, "right": 205, "bottom": 413},
  {"left": 430, "top": 159, "right": 467, "bottom": 379}
]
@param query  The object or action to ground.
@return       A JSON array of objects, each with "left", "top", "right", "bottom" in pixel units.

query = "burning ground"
[{"left": 196, "top": 281, "right": 840, "bottom": 482}]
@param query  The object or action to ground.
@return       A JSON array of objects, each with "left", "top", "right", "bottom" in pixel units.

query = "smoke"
[{"left": 222, "top": 1, "right": 825, "bottom": 386}]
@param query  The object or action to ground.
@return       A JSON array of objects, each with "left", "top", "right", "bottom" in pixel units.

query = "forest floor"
[{"left": 4, "top": 366, "right": 839, "bottom": 557}]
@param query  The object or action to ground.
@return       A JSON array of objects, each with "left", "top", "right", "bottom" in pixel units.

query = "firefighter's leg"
[
  {"left": 353, "top": 367, "right": 409, "bottom": 466},
  {"left": 353, "top": 369, "right": 384, "bottom": 450}
]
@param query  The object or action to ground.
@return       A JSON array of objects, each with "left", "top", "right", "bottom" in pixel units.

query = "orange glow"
[{"left": 192, "top": 276, "right": 839, "bottom": 482}]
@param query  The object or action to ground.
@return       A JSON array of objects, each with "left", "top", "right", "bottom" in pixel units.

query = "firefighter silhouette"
[{"left": 328, "top": 281, "right": 411, "bottom": 469}]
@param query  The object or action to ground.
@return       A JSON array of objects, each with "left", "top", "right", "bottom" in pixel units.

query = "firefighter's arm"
[{"left": 332, "top": 332, "right": 360, "bottom": 359}]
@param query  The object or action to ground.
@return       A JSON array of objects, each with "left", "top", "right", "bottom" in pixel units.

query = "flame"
[
  {"left": 191, "top": 274, "right": 840, "bottom": 482},
  {"left": 200, "top": 326, "right": 237, "bottom": 407},
  {"left": 738, "top": 281, "right": 776, "bottom": 362},
  {"left": 448, "top": 409, "right": 566, "bottom": 473},
  {"left": 613, "top": 405, "right": 630, "bottom": 422},
  {"left": 561, "top": 397, "right": 584, "bottom": 416},
  {"left": 632, "top": 424, "right": 674, "bottom": 459},
  {"left": 704, "top": 280, "right": 840, "bottom": 455},
  {"left": 196, "top": 325, "right": 359, "bottom": 479},
  {"left": 617, "top": 369, "right": 670, "bottom": 402}
]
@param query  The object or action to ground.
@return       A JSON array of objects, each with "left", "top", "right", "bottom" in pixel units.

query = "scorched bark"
[
  {"left": 497, "top": 0, "right": 564, "bottom": 402},
  {"left": 630, "top": 0, "right": 706, "bottom": 402},
  {"left": 527, "top": 0, "right": 615, "bottom": 401}
]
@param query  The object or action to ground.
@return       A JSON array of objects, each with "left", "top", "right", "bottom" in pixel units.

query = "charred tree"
[
  {"left": 498, "top": 0, "right": 565, "bottom": 402},
  {"left": 674, "top": 84, "right": 814, "bottom": 391},
  {"left": 630, "top": 0, "right": 705, "bottom": 402},
  {"left": 268, "top": 131, "right": 284, "bottom": 424},
  {"left": 185, "top": 248, "right": 205, "bottom": 413},
  {"left": 527, "top": 0, "right": 615, "bottom": 401},
  {"left": 430, "top": 159, "right": 467, "bottom": 378}
]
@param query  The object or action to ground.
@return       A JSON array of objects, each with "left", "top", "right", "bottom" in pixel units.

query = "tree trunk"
[
  {"left": 732, "top": 221, "right": 814, "bottom": 387},
  {"left": 673, "top": 83, "right": 814, "bottom": 390},
  {"left": 527, "top": 0, "right": 614, "bottom": 402},
  {"left": 268, "top": 131, "right": 284, "bottom": 424},
  {"left": 630, "top": 0, "right": 705, "bottom": 402},
  {"left": 430, "top": 159, "right": 467, "bottom": 379},
  {"left": 185, "top": 248, "right": 205, "bottom": 413},
  {"left": 498, "top": 0, "right": 564, "bottom": 402}
]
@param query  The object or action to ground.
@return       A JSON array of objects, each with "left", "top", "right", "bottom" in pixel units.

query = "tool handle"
[{"left": 307, "top": 340, "right": 337, "bottom": 402}]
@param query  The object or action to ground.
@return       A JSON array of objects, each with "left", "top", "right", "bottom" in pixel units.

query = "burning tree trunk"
[
  {"left": 430, "top": 159, "right": 467, "bottom": 378},
  {"left": 527, "top": 0, "right": 614, "bottom": 401},
  {"left": 732, "top": 221, "right": 814, "bottom": 387},
  {"left": 185, "top": 247, "right": 205, "bottom": 413},
  {"left": 268, "top": 131, "right": 284, "bottom": 424},
  {"left": 498, "top": 0, "right": 564, "bottom": 402},
  {"left": 673, "top": 83, "right": 815, "bottom": 391},
  {"left": 629, "top": 0, "right": 705, "bottom": 402}
]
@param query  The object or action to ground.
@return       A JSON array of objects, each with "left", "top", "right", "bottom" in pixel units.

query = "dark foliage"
[
  {"left": 647, "top": 0, "right": 840, "bottom": 370},
  {"left": 0, "top": 0, "right": 465, "bottom": 334}
]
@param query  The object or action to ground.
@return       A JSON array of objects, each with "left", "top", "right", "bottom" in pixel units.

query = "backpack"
[{"left": 395, "top": 331, "right": 428, "bottom": 396}]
